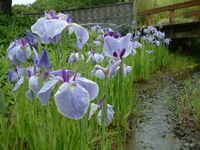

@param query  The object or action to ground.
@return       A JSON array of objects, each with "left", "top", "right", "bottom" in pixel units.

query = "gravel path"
[{"left": 126, "top": 67, "right": 200, "bottom": 150}]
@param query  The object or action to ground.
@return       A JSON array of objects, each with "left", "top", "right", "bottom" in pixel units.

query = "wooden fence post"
[
  {"left": 169, "top": 10, "right": 174, "bottom": 24},
  {"left": 146, "top": 14, "right": 151, "bottom": 26}
]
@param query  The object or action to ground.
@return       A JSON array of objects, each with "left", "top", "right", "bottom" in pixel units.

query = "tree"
[{"left": 0, "top": 0, "right": 12, "bottom": 15}]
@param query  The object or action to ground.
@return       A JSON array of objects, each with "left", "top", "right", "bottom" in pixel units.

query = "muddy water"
[{"left": 126, "top": 66, "right": 200, "bottom": 150}]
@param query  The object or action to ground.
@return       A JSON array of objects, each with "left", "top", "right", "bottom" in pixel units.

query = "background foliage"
[{"left": 12, "top": 0, "right": 197, "bottom": 26}]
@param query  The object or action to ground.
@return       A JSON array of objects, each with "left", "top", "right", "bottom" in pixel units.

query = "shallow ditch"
[{"left": 126, "top": 66, "right": 200, "bottom": 150}]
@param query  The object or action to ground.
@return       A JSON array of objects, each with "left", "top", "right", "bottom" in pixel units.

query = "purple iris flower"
[
  {"left": 36, "top": 49, "right": 51, "bottom": 72},
  {"left": 131, "top": 40, "right": 142, "bottom": 49},
  {"left": 163, "top": 38, "right": 171, "bottom": 45},
  {"left": 123, "top": 64, "right": 132, "bottom": 77},
  {"left": 104, "top": 31, "right": 121, "bottom": 39},
  {"left": 31, "top": 10, "right": 89, "bottom": 46},
  {"left": 154, "top": 31, "right": 165, "bottom": 40},
  {"left": 92, "top": 41, "right": 102, "bottom": 47},
  {"left": 25, "top": 65, "right": 40, "bottom": 100},
  {"left": 91, "top": 60, "right": 121, "bottom": 79},
  {"left": 26, "top": 50, "right": 51, "bottom": 100},
  {"left": 11, "top": 65, "right": 37, "bottom": 95},
  {"left": 33, "top": 49, "right": 51, "bottom": 82},
  {"left": 88, "top": 99, "right": 115, "bottom": 126},
  {"left": 147, "top": 25, "right": 157, "bottom": 33},
  {"left": 7, "top": 69, "right": 18, "bottom": 83},
  {"left": 153, "top": 40, "right": 161, "bottom": 47},
  {"left": 26, "top": 30, "right": 39, "bottom": 47},
  {"left": 103, "top": 33, "right": 133, "bottom": 60},
  {"left": 91, "top": 24, "right": 102, "bottom": 33},
  {"left": 86, "top": 50, "right": 104, "bottom": 63},
  {"left": 146, "top": 35, "right": 154, "bottom": 43},
  {"left": 7, "top": 65, "right": 24, "bottom": 93},
  {"left": 7, "top": 37, "right": 31, "bottom": 62},
  {"left": 66, "top": 51, "right": 84, "bottom": 63},
  {"left": 37, "top": 69, "right": 99, "bottom": 120}
]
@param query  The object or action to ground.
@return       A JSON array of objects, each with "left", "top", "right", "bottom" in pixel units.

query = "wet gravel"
[{"left": 126, "top": 67, "right": 200, "bottom": 150}]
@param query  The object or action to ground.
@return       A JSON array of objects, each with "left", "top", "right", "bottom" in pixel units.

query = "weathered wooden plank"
[{"left": 183, "top": 10, "right": 200, "bottom": 16}]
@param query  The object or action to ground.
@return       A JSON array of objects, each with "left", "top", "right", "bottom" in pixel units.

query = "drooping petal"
[
  {"left": 88, "top": 103, "right": 99, "bottom": 120},
  {"left": 6, "top": 42, "right": 16, "bottom": 58},
  {"left": 7, "top": 45, "right": 20, "bottom": 61},
  {"left": 54, "top": 82, "right": 90, "bottom": 120},
  {"left": 108, "top": 60, "right": 121, "bottom": 79},
  {"left": 37, "top": 49, "right": 51, "bottom": 72},
  {"left": 97, "top": 104, "right": 115, "bottom": 126},
  {"left": 29, "top": 76, "right": 38, "bottom": 94},
  {"left": 92, "top": 41, "right": 102, "bottom": 47},
  {"left": 16, "top": 65, "right": 24, "bottom": 78},
  {"left": 12, "top": 77, "right": 24, "bottom": 94},
  {"left": 31, "top": 18, "right": 47, "bottom": 37},
  {"left": 123, "top": 65, "right": 132, "bottom": 77},
  {"left": 69, "top": 23, "right": 89, "bottom": 49},
  {"left": 26, "top": 30, "right": 39, "bottom": 47},
  {"left": 11, "top": 54, "right": 18, "bottom": 65},
  {"left": 37, "top": 79, "right": 59, "bottom": 105},
  {"left": 91, "top": 66, "right": 106, "bottom": 79},
  {"left": 49, "top": 33, "right": 62, "bottom": 45},
  {"left": 26, "top": 89, "right": 35, "bottom": 100},
  {"left": 94, "top": 53, "right": 104, "bottom": 63},
  {"left": 40, "top": 33, "right": 51, "bottom": 44},
  {"left": 76, "top": 77, "right": 99, "bottom": 101},
  {"left": 45, "top": 19, "right": 67, "bottom": 38},
  {"left": 7, "top": 69, "right": 18, "bottom": 83},
  {"left": 93, "top": 69, "right": 105, "bottom": 79}
]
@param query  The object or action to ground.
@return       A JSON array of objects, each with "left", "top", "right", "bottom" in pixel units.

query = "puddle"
[{"left": 126, "top": 66, "right": 200, "bottom": 150}]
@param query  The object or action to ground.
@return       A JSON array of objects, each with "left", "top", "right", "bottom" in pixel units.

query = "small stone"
[
  {"left": 184, "top": 143, "right": 189, "bottom": 147},
  {"left": 186, "top": 138, "right": 193, "bottom": 143}
]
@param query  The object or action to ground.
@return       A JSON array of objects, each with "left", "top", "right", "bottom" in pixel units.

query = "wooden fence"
[
  {"left": 25, "top": 1, "right": 137, "bottom": 25},
  {"left": 138, "top": 0, "right": 200, "bottom": 25}
]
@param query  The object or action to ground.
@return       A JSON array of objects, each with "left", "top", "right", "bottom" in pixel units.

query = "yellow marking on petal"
[
  {"left": 69, "top": 84, "right": 75, "bottom": 91},
  {"left": 113, "top": 59, "right": 117, "bottom": 62}
]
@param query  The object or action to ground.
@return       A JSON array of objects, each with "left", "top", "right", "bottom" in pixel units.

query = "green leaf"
[{"left": 0, "top": 89, "right": 6, "bottom": 117}]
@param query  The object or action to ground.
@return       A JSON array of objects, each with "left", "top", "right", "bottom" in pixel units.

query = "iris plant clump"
[{"left": 5, "top": 10, "right": 171, "bottom": 149}]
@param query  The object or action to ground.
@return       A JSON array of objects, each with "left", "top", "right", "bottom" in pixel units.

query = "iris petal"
[
  {"left": 31, "top": 18, "right": 46, "bottom": 37},
  {"left": 12, "top": 77, "right": 24, "bottom": 94},
  {"left": 97, "top": 104, "right": 115, "bottom": 126},
  {"left": 29, "top": 76, "right": 38, "bottom": 94},
  {"left": 54, "top": 82, "right": 90, "bottom": 120},
  {"left": 108, "top": 60, "right": 121, "bottom": 79},
  {"left": 7, "top": 69, "right": 18, "bottom": 83},
  {"left": 94, "top": 53, "right": 104, "bottom": 63},
  {"left": 119, "top": 33, "right": 132, "bottom": 57},
  {"left": 45, "top": 19, "right": 67, "bottom": 38},
  {"left": 37, "top": 79, "right": 59, "bottom": 105},
  {"left": 69, "top": 23, "right": 89, "bottom": 49},
  {"left": 88, "top": 103, "right": 99, "bottom": 120},
  {"left": 92, "top": 68, "right": 105, "bottom": 79},
  {"left": 76, "top": 78, "right": 99, "bottom": 100},
  {"left": 104, "top": 37, "right": 119, "bottom": 57}
]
